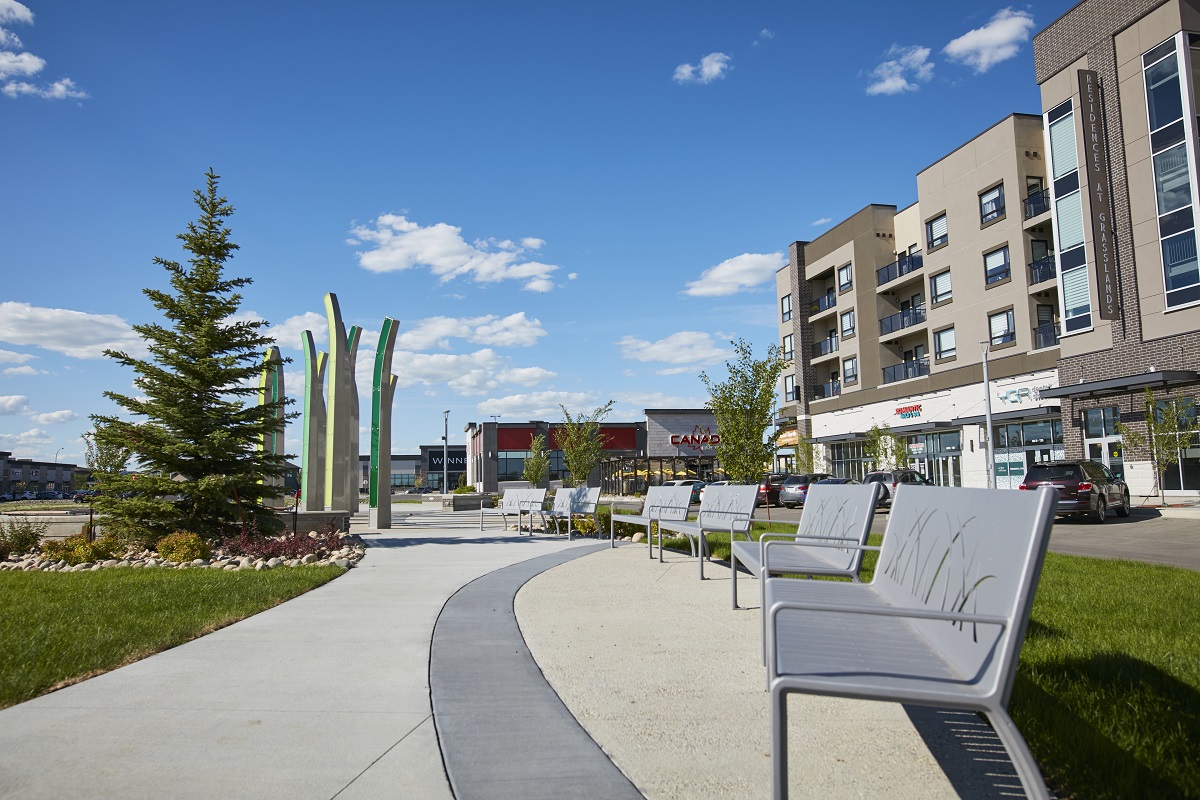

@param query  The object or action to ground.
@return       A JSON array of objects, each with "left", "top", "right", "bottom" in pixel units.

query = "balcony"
[
  {"left": 813, "top": 381, "right": 841, "bottom": 400},
  {"left": 1024, "top": 189, "right": 1051, "bottom": 219},
  {"left": 880, "top": 306, "right": 926, "bottom": 336},
  {"left": 876, "top": 251, "right": 924, "bottom": 287},
  {"left": 810, "top": 293, "right": 837, "bottom": 315},
  {"left": 882, "top": 357, "right": 930, "bottom": 385},
  {"left": 1029, "top": 255, "right": 1057, "bottom": 285},
  {"left": 812, "top": 337, "right": 839, "bottom": 358},
  {"left": 1032, "top": 322, "right": 1060, "bottom": 349}
]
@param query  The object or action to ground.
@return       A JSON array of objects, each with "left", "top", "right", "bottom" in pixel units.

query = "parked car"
[
  {"left": 777, "top": 473, "right": 833, "bottom": 508},
  {"left": 35, "top": 491, "right": 62, "bottom": 500},
  {"left": 14, "top": 491, "right": 37, "bottom": 501},
  {"left": 1019, "top": 459, "right": 1130, "bottom": 522},
  {"left": 814, "top": 476, "right": 860, "bottom": 485},
  {"left": 755, "top": 473, "right": 792, "bottom": 507},
  {"left": 863, "top": 469, "right": 934, "bottom": 506},
  {"left": 662, "top": 479, "right": 705, "bottom": 504},
  {"left": 73, "top": 489, "right": 100, "bottom": 502}
]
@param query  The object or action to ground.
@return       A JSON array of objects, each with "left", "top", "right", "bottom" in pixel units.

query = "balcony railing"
[
  {"left": 880, "top": 305, "right": 926, "bottom": 335},
  {"left": 1024, "top": 189, "right": 1051, "bottom": 219},
  {"left": 812, "top": 337, "right": 839, "bottom": 357},
  {"left": 813, "top": 381, "right": 841, "bottom": 400},
  {"left": 882, "top": 357, "right": 930, "bottom": 385},
  {"left": 1032, "top": 322, "right": 1061, "bottom": 349},
  {"left": 876, "top": 251, "right": 924, "bottom": 287},
  {"left": 1029, "top": 255, "right": 1057, "bottom": 285},
  {"left": 811, "top": 293, "right": 837, "bottom": 314}
]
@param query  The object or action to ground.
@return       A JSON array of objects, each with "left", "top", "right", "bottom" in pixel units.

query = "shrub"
[
  {"left": 41, "top": 533, "right": 120, "bottom": 566},
  {"left": 0, "top": 517, "right": 47, "bottom": 559},
  {"left": 155, "top": 532, "right": 211, "bottom": 563},
  {"left": 219, "top": 523, "right": 344, "bottom": 561}
]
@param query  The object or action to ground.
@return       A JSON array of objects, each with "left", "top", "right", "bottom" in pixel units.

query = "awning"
[
  {"left": 952, "top": 405, "right": 1061, "bottom": 427},
  {"left": 1037, "top": 370, "right": 1199, "bottom": 399},
  {"left": 889, "top": 420, "right": 956, "bottom": 434},
  {"left": 813, "top": 432, "right": 865, "bottom": 443}
]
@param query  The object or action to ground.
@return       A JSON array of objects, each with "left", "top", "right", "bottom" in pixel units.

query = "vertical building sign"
[{"left": 1079, "top": 69, "right": 1119, "bottom": 320}]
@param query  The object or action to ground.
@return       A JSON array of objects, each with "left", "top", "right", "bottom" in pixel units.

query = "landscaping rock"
[
  {"left": 192, "top": 559, "right": 208, "bottom": 566},
  {"left": 267, "top": 558, "right": 282, "bottom": 568},
  {"left": 301, "top": 553, "right": 317, "bottom": 564},
  {"left": 632, "top": 532, "right": 645, "bottom": 543},
  {"left": 333, "top": 558, "right": 350, "bottom": 569}
]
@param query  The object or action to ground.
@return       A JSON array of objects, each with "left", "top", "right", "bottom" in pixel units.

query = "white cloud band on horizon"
[{"left": 0, "top": 302, "right": 146, "bottom": 359}]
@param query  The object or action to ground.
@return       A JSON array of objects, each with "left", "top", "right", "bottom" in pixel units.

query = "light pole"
[
  {"left": 53, "top": 447, "right": 63, "bottom": 493},
  {"left": 980, "top": 341, "right": 996, "bottom": 489},
  {"left": 443, "top": 410, "right": 450, "bottom": 493}
]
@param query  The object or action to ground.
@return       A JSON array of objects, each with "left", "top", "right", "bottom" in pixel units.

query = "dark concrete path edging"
[{"left": 430, "top": 543, "right": 646, "bottom": 800}]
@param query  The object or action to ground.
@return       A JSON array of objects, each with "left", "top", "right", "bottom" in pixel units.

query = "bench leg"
[
  {"left": 989, "top": 710, "right": 1051, "bottom": 799},
  {"left": 770, "top": 682, "right": 789, "bottom": 800},
  {"left": 731, "top": 552, "right": 739, "bottom": 609},
  {"left": 698, "top": 534, "right": 706, "bottom": 580}
]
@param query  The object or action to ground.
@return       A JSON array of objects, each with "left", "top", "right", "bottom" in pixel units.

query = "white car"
[{"left": 697, "top": 480, "right": 729, "bottom": 502}]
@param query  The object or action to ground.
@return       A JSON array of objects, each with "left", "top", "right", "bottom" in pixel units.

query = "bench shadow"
[{"left": 364, "top": 533, "right": 612, "bottom": 548}]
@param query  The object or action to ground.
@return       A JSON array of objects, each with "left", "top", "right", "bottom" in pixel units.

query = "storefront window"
[{"left": 829, "top": 440, "right": 870, "bottom": 481}]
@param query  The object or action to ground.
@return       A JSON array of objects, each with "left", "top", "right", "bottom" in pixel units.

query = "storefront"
[{"left": 600, "top": 409, "right": 725, "bottom": 495}]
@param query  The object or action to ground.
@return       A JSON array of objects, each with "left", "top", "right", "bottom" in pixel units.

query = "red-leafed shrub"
[{"left": 219, "top": 523, "right": 344, "bottom": 561}]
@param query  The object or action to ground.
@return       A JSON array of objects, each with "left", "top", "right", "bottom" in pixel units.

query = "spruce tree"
[{"left": 92, "top": 170, "right": 290, "bottom": 543}]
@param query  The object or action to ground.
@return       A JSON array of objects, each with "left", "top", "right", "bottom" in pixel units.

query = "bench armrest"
[
  {"left": 767, "top": 599, "right": 1010, "bottom": 630},
  {"left": 760, "top": 534, "right": 865, "bottom": 562}
]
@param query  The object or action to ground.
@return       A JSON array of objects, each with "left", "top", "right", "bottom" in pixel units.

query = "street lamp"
[
  {"left": 980, "top": 341, "right": 996, "bottom": 489},
  {"left": 443, "top": 410, "right": 450, "bottom": 493},
  {"left": 53, "top": 447, "right": 63, "bottom": 493}
]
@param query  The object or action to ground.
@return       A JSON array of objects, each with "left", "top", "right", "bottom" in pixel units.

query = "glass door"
[{"left": 1083, "top": 407, "right": 1124, "bottom": 479}]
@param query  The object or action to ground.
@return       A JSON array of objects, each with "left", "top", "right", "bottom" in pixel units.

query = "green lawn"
[{"left": 0, "top": 567, "right": 342, "bottom": 709}]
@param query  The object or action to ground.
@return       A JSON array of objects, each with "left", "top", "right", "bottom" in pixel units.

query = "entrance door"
[{"left": 1083, "top": 406, "right": 1124, "bottom": 479}]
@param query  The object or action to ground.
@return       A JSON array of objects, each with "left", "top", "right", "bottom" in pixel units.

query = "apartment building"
[
  {"left": 1032, "top": 0, "right": 1200, "bottom": 496},
  {"left": 776, "top": 0, "right": 1200, "bottom": 497},
  {"left": 778, "top": 116, "right": 1066, "bottom": 488}
]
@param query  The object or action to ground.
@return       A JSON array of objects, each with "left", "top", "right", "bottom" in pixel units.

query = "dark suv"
[
  {"left": 778, "top": 473, "right": 833, "bottom": 508},
  {"left": 863, "top": 469, "right": 934, "bottom": 506},
  {"left": 1019, "top": 459, "right": 1130, "bottom": 522}
]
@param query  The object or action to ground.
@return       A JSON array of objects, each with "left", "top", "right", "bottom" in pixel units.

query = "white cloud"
[
  {"left": 0, "top": 27, "right": 20, "bottom": 48},
  {"left": 390, "top": 312, "right": 547, "bottom": 351},
  {"left": 866, "top": 45, "right": 934, "bottom": 95},
  {"left": 753, "top": 29, "right": 775, "bottom": 47},
  {"left": 476, "top": 391, "right": 596, "bottom": 420},
  {"left": 0, "top": 302, "right": 146, "bottom": 359},
  {"left": 0, "top": 349, "right": 32, "bottom": 364},
  {"left": 377, "top": 347, "right": 555, "bottom": 397},
  {"left": 349, "top": 214, "right": 561, "bottom": 292},
  {"left": 943, "top": 8, "right": 1034, "bottom": 74},
  {"left": 496, "top": 366, "right": 556, "bottom": 386},
  {"left": 0, "top": 395, "right": 28, "bottom": 414},
  {"left": 395, "top": 317, "right": 471, "bottom": 351},
  {"left": 810, "top": 217, "right": 832, "bottom": 226},
  {"left": 0, "top": 49, "right": 41, "bottom": 78},
  {"left": 267, "top": 311, "right": 329, "bottom": 351},
  {"left": 683, "top": 251, "right": 786, "bottom": 297},
  {"left": 0, "top": 1, "right": 33, "bottom": 25},
  {"left": 2, "top": 77, "right": 87, "bottom": 100},
  {"left": 612, "top": 391, "right": 706, "bottom": 409},
  {"left": 520, "top": 237, "right": 545, "bottom": 250},
  {"left": 3, "top": 365, "right": 46, "bottom": 376},
  {"left": 26, "top": 409, "right": 77, "bottom": 424},
  {"left": 617, "top": 331, "right": 730, "bottom": 374},
  {"left": 674, "top": 52, "right": 731, "bottom": 85}
]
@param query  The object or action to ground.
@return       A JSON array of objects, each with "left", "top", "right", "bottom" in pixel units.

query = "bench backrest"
[
  {"left": 497, "top": 488, "right": 525, "bottom": 513},
  {"left": 551, "top": 486, "right": 601, "bottom": 515},
  {"left": 642, "top": 485, "right": 693, "bottom": 521},
  {"left": 697, "top": 484, "right": 758, "bottom": 532},
  {"left": 791, "top": 482, "right": 882, "bottom": 571},
  {"left": 874, "top": 485, "right": 1056, "bottom": 703}
]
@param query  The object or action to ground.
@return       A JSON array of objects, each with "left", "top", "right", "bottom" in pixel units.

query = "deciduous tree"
[
  {"left": 523, "top": 432, "right": 550, "bottom": 487},
  {"left": 700, "top": 339, "right": 786, "bottom": 485},
  {"left": 557, "top": 401, "right": 614, "bottom": 487},
  {"left": 863, "top": 423, "right": 907, "bottom": 471},
  {"left": 1116, "top": 387, "right": 1200, "bottom": 506}
]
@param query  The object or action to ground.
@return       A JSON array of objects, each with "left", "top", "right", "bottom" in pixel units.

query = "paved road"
[{"left": 751, "top": 504, "right": 1200, "bottom": 572}]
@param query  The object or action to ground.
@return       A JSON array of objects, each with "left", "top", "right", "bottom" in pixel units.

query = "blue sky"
[{"left": 1, "top": 0, "right": 1076, "bottom": 466}]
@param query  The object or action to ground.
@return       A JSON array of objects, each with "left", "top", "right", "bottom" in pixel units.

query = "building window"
[
  {"left": 783, "top": 374, "right": 796, "bottom": 402},
  {"left": 934, "top": 327, "right": 956, "bottom": 359},
  {"left": 930, "top": 269, "right": 952, "bottom": 304},
  {"left": 781, "top": 334, "right": 794, "bottom": 362},
  {"left": 988, "top": 309, "right": 1015, "bottom": 346},
  {"left": 843, "top": 356, "right": 858, "bottom": 384},
  {"left": 840, "top": 309, "right": 855, "bottom": 337},
  {"left": 926, "top": 213, "right": 948, "bottom": 249},
  {"left": 781, "top": 294, "right": 792, "bottom": 322},
  {"left": 1144, "top": 34, "right": 1200, "bottom": 309},
  {"left": 980, "top": 184, "right": 1005, "bottom": 224},
  {"left": 984, "top": 246, "right": 1011, "bottom": 284},
  {"left": 1046, "top": 97, "right": 1092, "bottom": 333},
  {"left": 837, "top": 263, "right": 853, "bottom": 291}
]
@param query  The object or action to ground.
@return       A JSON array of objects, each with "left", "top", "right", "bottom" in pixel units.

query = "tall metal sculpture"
[
  {"left": 323, "top": 293, "right": 357, "bottom": 513},
  {"left": 301, "top": 330, "right": 328, "bottom": 512},
  {"left": 369, "top": 317, "right": 399, "bottom": 528},
  {"left": 346, "top": 324, "right": 362, "bottom": 514},
  {"left": 257, "top": 346, "right": 286, "bottom": 507}
]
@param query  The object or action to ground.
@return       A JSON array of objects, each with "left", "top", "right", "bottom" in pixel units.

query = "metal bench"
[
  {"left": 730, "top": 481, "right": 881, "bottom": 610},
  {"left": 480, "top": 488, "right": 546, "bottom": 534},
  {"left": 546, "top": 486, "right": 601, "bottom": 540},
  {"left": 765, "top": 484, "right": 1057, "bottom": 800},
  {"left": 658, "top": 484, "right": 758, "bottom": 579},
  {"left": 607, "top": 484, "right": 693, "bottom": 552}
]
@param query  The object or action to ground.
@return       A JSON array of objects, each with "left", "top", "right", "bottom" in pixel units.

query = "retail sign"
[
  {"left": 995, "top": 384, "right": 1051, "bottom": 404},
  {"left": 1079, "top": 69, "right": 1118, "bottom": 320},
  {"left": 895, "top": 404, "right": 922, "bottom": 419},
  {"left": 670, "top": 426, "right": 720, "bottom": 451}
]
